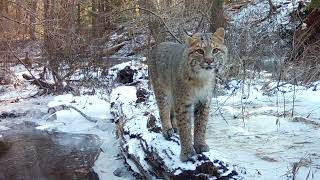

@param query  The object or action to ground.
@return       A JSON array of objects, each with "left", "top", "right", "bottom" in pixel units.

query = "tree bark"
[
  {"left": 92, "top": 0, "right": 112, "bottom": 39},
  {"left": 76, "top": 2, "right": 81, "bottom": 34},
  {"left": 15, "top": 0, "right": 22, "bottom": 37},
  {"left": 29, "top": 0, "right": 37, "bottom": 40},
  {"left": 0, "top": 0, "right": 9, "bottom": 13},
  {"left": 91, "top": 0, "right": 98, "bottom": 38},
  {"left": 184, "top": 0, "right": 194, "bottom": 15},
  {"left": 147, "top": 0, "right": 167, "bottom": 44},
  {"left": 209, "top": 0, "right": 225, "bottom": 32}
]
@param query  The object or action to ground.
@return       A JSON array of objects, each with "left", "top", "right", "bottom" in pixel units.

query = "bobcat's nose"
[{"left": 204, "top": 58, "right": 214, "bottom": 65}]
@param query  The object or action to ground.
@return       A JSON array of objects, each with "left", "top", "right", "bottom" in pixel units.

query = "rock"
[
  {"left": 117, "top": 66, "right": 135, "bottom": 84},
  {"left": 136, "top": 88, "right": 149, "bottom": 103},
  {"left": 147, "top": 114, "right": 161, "bottom": 133},
  {"left": 113, "top": 168, "right": 124, "bottom": 177},
  {"left": 0, "top": 110, "right": 26, "bottom": 119}
]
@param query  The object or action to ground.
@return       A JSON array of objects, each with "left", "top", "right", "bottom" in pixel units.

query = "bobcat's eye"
[
  {"left": 212, "top": 48, "right": 221, "bottom": 54},
  {"left": 190, "top": 59, "right": 197, "bottom": 66},
  {"left": 195, "top": 49, "right": 205, "bottom": 55}
]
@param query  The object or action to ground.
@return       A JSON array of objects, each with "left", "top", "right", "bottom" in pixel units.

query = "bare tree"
[
  {"left": 0, "top": 0, "right": 9, "bottom": 13},
  {"left": 209, "top": 0, "right": 225, "bottom": 32},
  {"left": 29, "top": 0, "right": 37, "bottom": 40}
]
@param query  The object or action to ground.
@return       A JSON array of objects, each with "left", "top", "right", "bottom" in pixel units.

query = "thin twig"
[{"left": 117, "top": 7, "right": 182, "bottom": 44}]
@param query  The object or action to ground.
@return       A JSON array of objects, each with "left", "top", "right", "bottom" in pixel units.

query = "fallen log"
[
  {"left": 22, "top": 73, "right": 80, "bottom": 96},
  {"left": 109, "top": 62, "right": 243, "bottom": 180},
  {"left": 102, "top": 42, "right": 126, "bottom": 56}
]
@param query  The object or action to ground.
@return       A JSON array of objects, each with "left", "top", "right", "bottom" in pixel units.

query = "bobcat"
[{"left": 148, "top": 28, "right": 227, "bottom": 162}]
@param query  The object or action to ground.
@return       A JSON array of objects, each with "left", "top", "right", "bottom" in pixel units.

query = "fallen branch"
[
  {"left": 3, "top": 40, "right": 44, "bottom": 89},
  {"left": 227, "top": 0, "right": 252, "bottom": 10},
  {"left": 22, "top": 73, "right": 80, "bottom": 96},
  {"left": 103, "top": 42, "right": 126, "bottom": 56},
  {"left": 117, "top": 7, "right": 182, "bottom": 44},
  {"left": 48, "top": 104, "right": 106, "bottom": 123},
  {"left": 131, "top": 40, "right": 156, "bottom": 54}
]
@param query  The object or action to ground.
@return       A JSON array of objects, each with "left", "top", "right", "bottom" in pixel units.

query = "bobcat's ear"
[
  {"left": 212, "top": 27, "right": 225, "bottom": 44},
  {"left": 182, "top": 32, "right": 200, "bottom": 47}
]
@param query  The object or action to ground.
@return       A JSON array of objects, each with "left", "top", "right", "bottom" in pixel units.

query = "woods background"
[{"left": 0, "top": 0, "right": 319, "bottom": 93}]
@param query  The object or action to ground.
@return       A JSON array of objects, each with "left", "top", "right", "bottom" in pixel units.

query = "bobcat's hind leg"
[
  {"left": 194, "top": 101, "right": 210, "bottom": 154},
  {"left": 155, "top": 89, "right": 174, "bottom": 139}
]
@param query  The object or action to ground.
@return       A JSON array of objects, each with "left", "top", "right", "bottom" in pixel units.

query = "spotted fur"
[{"left": 148, "top": 28, "right": 227, "bottom": 162}]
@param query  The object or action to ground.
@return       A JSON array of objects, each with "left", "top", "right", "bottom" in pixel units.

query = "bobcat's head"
[{"left": 184, "top": 28, "right": 226, "bottom": 78}]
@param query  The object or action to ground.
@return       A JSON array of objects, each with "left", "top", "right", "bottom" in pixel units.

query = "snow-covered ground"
[
  {"left": 207, "top": 79, "right": 320, "bottom": 179},
  {"left": 0, "top": 65, "right": 133, "bottom": 180},
  {"left": 36, "top": 94, "right": 133, "bottom": 180},
  {"left": 1, "top": 0, "right": 317, "bottom": 179},
  {"left": 1, "top": 60, "right": 320, "bottom": 179},
  {"left": 109, "top": 61, "right": 320, "bottom": 179}
]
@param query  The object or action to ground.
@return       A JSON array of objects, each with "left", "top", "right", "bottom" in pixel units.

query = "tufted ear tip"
[
  {"left": 183, "top": 30, "right": 203, "bottom": 47},
  {"left": 213, "top": 27, "right": 225, "bottom": 44},
  {"left": 183, "top": 36, "right": 200, "bottom": 47}
]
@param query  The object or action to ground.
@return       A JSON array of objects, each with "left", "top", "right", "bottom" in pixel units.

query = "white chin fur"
[{"left": 197, "top": 67, "right": 214, "bottom": 79}]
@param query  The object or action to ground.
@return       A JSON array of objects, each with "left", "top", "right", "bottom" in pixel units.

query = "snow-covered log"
[{"left": 109, "top": 62, "right": 243, "bottom": 179}]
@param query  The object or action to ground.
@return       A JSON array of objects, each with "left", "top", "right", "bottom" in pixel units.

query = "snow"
[
  {"left": 2, "top": 58, "right": 320, "bottom": 179},
  {"left": 109, "top": 60, "right": 320, "bottom": 179},
  {"left": 0, "top": 1, "right": 318, "bottom": 178},
  {"left": 0, "top": 65, "right": 132, "bottom": 180},
  {"left": 35, "top": 94, "right": 132, "bottom": 179},
  {"left": 207, "top": 79, "right": 320, "bottom": 179}
]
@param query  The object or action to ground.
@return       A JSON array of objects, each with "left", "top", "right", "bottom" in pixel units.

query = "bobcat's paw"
[
  {"left": 180, "top": 148, "right": 196, "bottom": 162},
  {"left": 194, "top": 143, "right": 210, "bottom": 154},
  {"left": 162, "top": 128, "right": 174, "bottom": 140}
]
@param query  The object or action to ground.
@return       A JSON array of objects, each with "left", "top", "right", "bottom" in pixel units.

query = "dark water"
[{"left": 0, "top": 122, "right": 102, "bottom": 180}]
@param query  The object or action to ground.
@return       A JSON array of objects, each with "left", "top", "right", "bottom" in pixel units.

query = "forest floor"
[
  {"left": 1, "top": 1, "right": 318, "bottom": 179},
  {"left": 110, "top": 61, "right": 320, "bottom": 180},
  {"left": 1, "top": 61, "right": 320, "bottom": 179},
  {"left": 0, "top": 65, "right": 133, "bottom": 180}
]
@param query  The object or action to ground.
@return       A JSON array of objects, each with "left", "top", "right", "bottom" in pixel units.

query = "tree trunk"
[
  {"left": 92, "top": 0, "right": 112, "bottom": 39},
  {"left": 0, "top": 0, "right": 9, "bottom": 37},
  {"left": 184, "top": 0, "right": 194, "bottom": 15},
  {"left": 209, "top": 0, "right": 225, "bottom": 32},
  {"left": 15, "top": 0, "right": 22, "bottom": 37},
  {"left": 29, "top": 0, "right": 37, "bottom": 40},
  {"left": 147, "top": 0, "right": 167, "bottom": 43},
  {"left": 0, "top": 0, "right": 9, "bottom": 13},
  {"left": 99, "top": 0, "right": 111, "bottom": 38},
  {"left": 166, "top": 0, "right": 172, "bottom": 7},
  {"left": 58, "top": 0, "right": 76, "bottom": 58},
  {"left": 91, "top": 0, "right": 98, "bottom": 38},
  {"left": 43, "top": 0, "right": 62, "bottom": 89},
  {"left": 43, "top": 0, "right": 54, "bottom": 61},
  {"left": 76, "top": 2, "right": 81, "bottom": 35}
]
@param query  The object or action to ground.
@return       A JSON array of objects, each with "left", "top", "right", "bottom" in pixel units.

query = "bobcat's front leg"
[
  {"left": 194, "top": 100, "right": 210, "bottom": 154},
  {"left": 175, "top": 99, "right": 195, "bottom": 162},
  {"left": 155, "top": 90, "right": 174, "bottom": 139}
]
